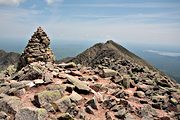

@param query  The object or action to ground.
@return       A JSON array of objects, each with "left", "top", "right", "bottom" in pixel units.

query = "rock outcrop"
[
  {"left": 18, "top": 27, "right": 55, "bottom": 70},
  {"left": 0, "top": 50, "right": 20, "bottom": 72}
]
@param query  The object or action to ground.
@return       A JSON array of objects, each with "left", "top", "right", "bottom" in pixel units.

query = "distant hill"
[
  {"left": 69, "top": 40, "right": 177, "bottom": 82},
  {"left": 71, "top": 40, "right": 158, "bottom": 71},
  {"left": 0, "top": 49, "right": 20, "bottom": 71}
]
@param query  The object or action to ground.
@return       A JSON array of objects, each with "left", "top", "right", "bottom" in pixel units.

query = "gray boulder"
[
  {"left": 34, "top": 90, "right": 62, "bottom": 107},
  {"left": 0, "top": 95, "right": 22, "bottom": 114},
  {"left": 66, "top": 75, "right": 91, "bottom": 93},
  {"left": 102, "top": 69, "right": 118, "bottom": 78},
  {"left": 15, "top": 107, "right": 47, "bottom": 120}
]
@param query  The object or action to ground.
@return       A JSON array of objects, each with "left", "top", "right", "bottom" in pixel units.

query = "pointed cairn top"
[
  {"left": 18, "top": 27, "right": 55, "bottom": 69},
  {"left": 37, "top": 26, "right": 43, "bottom": 31}
]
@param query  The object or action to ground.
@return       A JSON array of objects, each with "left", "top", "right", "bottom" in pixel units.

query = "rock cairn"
[{"left": 18, "top": 27, "right": 55, "bottom": 69}]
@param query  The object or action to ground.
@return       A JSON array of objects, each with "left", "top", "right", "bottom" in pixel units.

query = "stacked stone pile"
[{"left": 18, "top": 27, "right": 55, "bottom": 69}]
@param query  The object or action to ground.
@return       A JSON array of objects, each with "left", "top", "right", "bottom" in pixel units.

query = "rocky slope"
[
  {"left": 71, "top": 40, "right": 161, "bottom": 72},
  {"left": 0, "top": 50, "right": 20, "bottom": 72},
  {"left": 0, "top": 28, "right": 179, "bottom": 120}
]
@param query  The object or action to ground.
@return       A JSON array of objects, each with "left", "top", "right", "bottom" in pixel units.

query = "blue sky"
[{"left": 0, "top": 0, "right": 180, "bottom": 47}]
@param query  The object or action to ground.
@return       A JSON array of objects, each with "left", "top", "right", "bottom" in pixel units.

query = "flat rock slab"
[
  {"left": 15, "top": 107, "right": 47, "bottom": 120},
  {"left": 56, "top": 113, "right": 75, "bottom": 120},
  {"left": 102, "top": 69, "right": 118, "bottom": 78},
  {"left": 52, "top": 96, "right": 72, "bottom": 112},
  {"left": 34, "top": 90, "right": 62, "bottom": 107},
  {"left": 0, "top": 95, "right": 22, "bottom": 115},
  {"left": 66, "top": 75, "right": 91, "bottom": 93},
  {"left": 69, "top": 91, "right": 83, "bottom": 102}
]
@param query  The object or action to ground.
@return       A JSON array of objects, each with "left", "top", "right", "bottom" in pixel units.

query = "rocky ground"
[
  {"left": 0, "top": 27, "right": 179, "bottom": 120},
  {"left": 0, "top": 59, "right": 179, "bottom": 120}
]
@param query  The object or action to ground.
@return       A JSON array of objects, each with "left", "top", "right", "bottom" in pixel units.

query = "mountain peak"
[
  {"left": 17, "top": 27, "right": 55, "bottom": 69},
  {"left": 106, "top": 40, "right": 114, "bottom": 43},
  {"left": 71, "top": 40, "right": 152, "bottom": 69}
]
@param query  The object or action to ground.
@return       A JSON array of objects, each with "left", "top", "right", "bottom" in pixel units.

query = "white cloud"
[
  {"left": 46, "top": 0, "right": 64, "bottom": 5},
  {"left": 0, "top": 0, "right": 25, "bottom": 6},
  {"left": 66, "top": 2, "right": 180, "bottom": 9},
  {"left": 146, "top": 50, "right": 180, "bottom": 57}
]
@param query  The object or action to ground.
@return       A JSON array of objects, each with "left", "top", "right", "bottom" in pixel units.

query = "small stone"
[
  {"left": 134, "top": 91, "right": 145, "bottom": 98},
  {"left": 43, "top": 72, "right": 53, "bottom": 84},
  {"left": 0, "top": 111, "right": 8, "bottom": 119},
  {"left": 140, "top": 104, "right": 157, "bottom": 117},
  {"left": 65, "top": 62, "right": 77, "bottom": 68},
  {"left": 56, "top": 113, "right": 75, "bottom": 120},
  {"left": 145, "top": 79, "right": 154, "bottom": 85},
  {"left": 6, "top": 65, "right": 16, "bottom": 76},
  {"left": 66, "top": 105, "right": 79, "bottom": 117},
  {"left": 142, "top": 115, "right": 154, "bottom": 120},
  {"left": 46, "top": 84, "right": 66, "bottom": 92},
  {"left": 94, "top": 92, "right": 104, "bottom": 103},
  {"left": 52, "top": 96, "right": 72, "bottom": 112},
  {"left": 90, "top": 84, "right": 102, "bottom": 92},
  {"left": 151, "top": 95, "right": 167, "bottom": 103},
  {"left": 115, "top": 108, "right": 127, "bottom": 119},
  {"left": 92, "top": 75, "right": 99, "bottom": 81},
  {"left": 156, "top": 79, "right": 171, "bottom": 87},
  {"left": 10, "top": 82, "right": 24, "bottom": 88},
  {"left": 42, "top": 103, "right": 55, "bottom": 112},
  {"left": 152, "top": 102, "right": 162, "bottom": 109},
  {"left": 105, "top": 111, "right": 112, "bottom": 120},
  {"left": 58, "top": 62, "right": 76, "bottom": 68},
  {"left": 15, "top": 88, "right": 26, "bottom": 97},
  {"left": 66, "top": 75, "right": 91, "bottom": 93},
  {"left": 0, "top": 85, "right": 10, "bottom": 94},
  {"left": 125, "top": 113, "right": 136, "bottom": 120},
  {"left": 169, "top": 98, "right": 178, "bottom": 105},
  {"left": 69, "top": 91, "right": 83, "bottom": 102},
  {"left": 102, "top": 69, "right": 118, "bottom": 78},
  {"left": 122, "top": 77, "right": 130, "bottom": 89},
  {"left": 7, "top": 88, "right": 17, "bottom": 95},
  {"left": 159, "top": 116, "right": 170, "bottom": 120},
  {"left": 34, "top": 79, "right": 44, "bottom": 85},
  {"left": 130, "top": 80, "right": 136, "bottom": 87},
  {"left": 111, "top": 105, "right": 122, "bottom": 112},
  {"left": 23, "top": 81, "right": 35, "bottom": 89},
  {"left": 85, "top": 98, "right": 98, "bottom": 110},
  {"left": 103, "top": 98, "right": 117, "bottom": 109},
  {"left": 46, "top": 62, "right": 54, "bottom": 71},
  {"left": 69, "top": 71, "right": 82, "bottom": 76},
  {"left": 137, "top": 84, "right": 150, "bottom": 92},
  {"left": 85, "top": 106, "right": 94, "bottom": 114},
  {"left": 140, "top": 100, "right": 148, "bottom": 104}
]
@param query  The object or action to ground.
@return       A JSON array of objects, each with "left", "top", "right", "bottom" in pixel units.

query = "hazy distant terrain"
[
  {"left": 0, "top": 40, "right": 180, "bottom": 83},
  {"left": 136, "top": 51, "right": 180, "bottom": 83}
]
